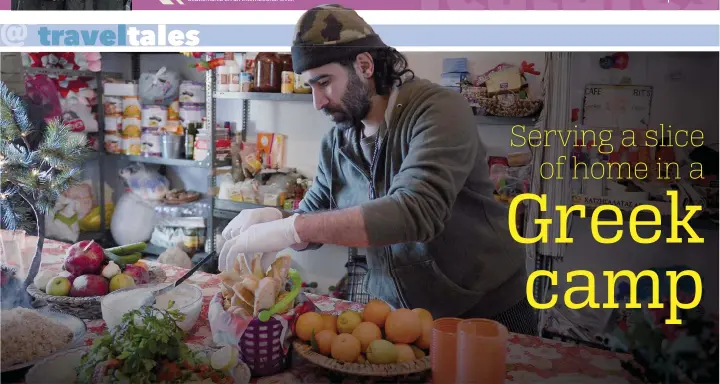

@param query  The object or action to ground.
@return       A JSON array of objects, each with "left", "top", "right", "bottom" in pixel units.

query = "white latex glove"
[
  {"left": 222, "top": 207, "right": 284, "bottom": 240},
  {"left": 218, "top": 207, "right": 284, "bottom": 272},
  {"left": 220, "top": 215, "right": 302, "bottom": 259}
]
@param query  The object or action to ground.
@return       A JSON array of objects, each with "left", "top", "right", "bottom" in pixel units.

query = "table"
[{"left": 19, "top": 237, "right": 638, "bottom": 383}]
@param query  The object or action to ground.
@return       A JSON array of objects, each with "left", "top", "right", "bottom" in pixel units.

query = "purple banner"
[
  {"left": 1, "top": 0, "right": 11, "bottom": 10},
  {"left": 130, "top": 0, "right": 718, "bottom": 10}
]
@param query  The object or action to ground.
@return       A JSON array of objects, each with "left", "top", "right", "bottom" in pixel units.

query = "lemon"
[{"left": 210, "top": 345, "right": 239, "bottom": 371}]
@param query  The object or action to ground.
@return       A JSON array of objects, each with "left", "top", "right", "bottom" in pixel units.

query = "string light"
[
  {"left": 31, "top": 169, "right": 39, "bottom": 176},
  {"left": 0, "top": 193, "right": 6, "bottom": 200}
]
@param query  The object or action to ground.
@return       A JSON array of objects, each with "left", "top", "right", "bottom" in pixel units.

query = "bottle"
[
  {"left": 227, "top": 56, "right": 241, "bottom": 92},
  {"left": 278, "top": 54, "right": 293, "bottom": 73},
  {"left": 185, "top": 122, "right": 198, "bottom": 160},
  {"left": 217, "top": 64, "right": 230, "bottom": 93}
]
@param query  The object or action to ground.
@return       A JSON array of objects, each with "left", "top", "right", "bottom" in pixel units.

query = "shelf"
[
  {"left": 214, "top": 92, "right": 313, "bottom": 102},
  {"left": 24, "top": 67, "right": 122, "bottom": 78},
  {"left": 142, "top": 244, "right": 166, "bottom": 257},
  {"left": 213, "top": 198, "right": 290, "bottom": 218},
  {"left": 106, "top": 154, "right": 214, "bottom": 168},
  {"left": 474, "top": 114, "right": 539, "bottom": 126}
]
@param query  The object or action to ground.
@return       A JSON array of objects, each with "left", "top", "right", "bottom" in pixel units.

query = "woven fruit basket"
[
  {"left": 26, "top": 266, "right": 166, "bottom": 320},
  {"left": 293, "top": 340, "right": 431, "bottom": 377}
]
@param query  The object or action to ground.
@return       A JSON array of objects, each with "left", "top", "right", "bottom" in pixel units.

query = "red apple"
[
  {"left": 123, "top": 264, "right": 150, "bottom": 285},
  {"left": 64, "top": 240, "right": 106, "bottom": 276},
  {"left": 70, "top": 274, "right": 109, "bottom": 297}
]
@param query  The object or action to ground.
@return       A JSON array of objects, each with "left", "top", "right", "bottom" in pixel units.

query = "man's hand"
[
  {"left": 222, "top": 207, "right": 284, "bottom": 239},
  {"left": 218, "top": 207, "right": 284, "bottom": 271},
  {"left": 220, "top": 215, "right": 302, "bottom": 260}
]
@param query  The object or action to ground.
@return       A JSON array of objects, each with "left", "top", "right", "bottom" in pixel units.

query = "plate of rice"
[{"left": 1, "top": 307, "right": 86, "bottom": 372}]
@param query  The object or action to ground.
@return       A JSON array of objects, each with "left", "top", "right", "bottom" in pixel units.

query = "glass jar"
[
  {"left": 278, "top": 54, "right": 293, "bottom": 73},
  {"left": 254, "top": 52, "right": 282, "bottom": 93}
]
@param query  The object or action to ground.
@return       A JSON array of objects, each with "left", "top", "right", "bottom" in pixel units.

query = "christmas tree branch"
[{"left": 18, "top": 191, "right": 44, "bottom": 289}]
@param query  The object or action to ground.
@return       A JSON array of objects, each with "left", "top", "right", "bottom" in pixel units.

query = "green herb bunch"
[{"left": 76, "top": 305, "right": 211, "bottom": 384}]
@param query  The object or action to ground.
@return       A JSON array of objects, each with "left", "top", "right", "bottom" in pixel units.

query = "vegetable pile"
[{"left": 76, "top": 305, "right": 233, "bottom": 384}]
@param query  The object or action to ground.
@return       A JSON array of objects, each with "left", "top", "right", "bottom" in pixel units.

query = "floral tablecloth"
[{"left": 29, "top": 238, "right": 638, "bottom": 383}]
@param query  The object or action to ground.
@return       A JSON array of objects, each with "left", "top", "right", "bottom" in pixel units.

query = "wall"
[{"left": 0, "top": 52, "right": 26, "bottom": 96}]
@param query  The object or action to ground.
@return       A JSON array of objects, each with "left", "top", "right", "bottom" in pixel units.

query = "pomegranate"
[
  {"left": 64, "top": 240, "right": 105, "bottom": 276},
  {"left": 123, "top": 264, "right": 150, "bottom": 285},
  {"left": 70, "top": 274, "right": 109, "bottom": 297}
]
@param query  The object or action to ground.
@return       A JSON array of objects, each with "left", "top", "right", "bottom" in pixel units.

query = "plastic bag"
[
  {"left": 24, "top": 74, "right": 62, "bottom": 121},
  {"left": 490, "top": 164, "right": 530, "bottom": 198},
  {"left": 45, "top": 195, "right": 80, "bottom": 243},
  {"left": 139, "top": 68, "right": 180, "bottom": 106},
  {"left": 111, "top": 192, "right": 157, "bottom": 245},
  {"left": 119, "top": 163, "right": 169, "bottom": 201}
]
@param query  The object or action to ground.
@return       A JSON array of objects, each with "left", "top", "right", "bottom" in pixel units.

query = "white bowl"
[{"left": 101, "top": 283, "right": 203, "bottom": 332}]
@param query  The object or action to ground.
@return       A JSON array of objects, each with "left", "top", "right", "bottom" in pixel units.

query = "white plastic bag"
[
  {"left": 119, "top": 163, "right": 169, "bottom": 201},
  {"left": 139, "top": 67, "right": 180, "bottom": 106},
  {"left": 45, "top": 195, "right": 80, "bottom": 243},
  {"left": 111, "top": 192, "right": 157, "bottom": 245}
]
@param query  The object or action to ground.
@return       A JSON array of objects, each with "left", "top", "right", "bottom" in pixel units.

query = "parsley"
[{"left": 76, "top": 305, "right": 195, "bottom": 383}]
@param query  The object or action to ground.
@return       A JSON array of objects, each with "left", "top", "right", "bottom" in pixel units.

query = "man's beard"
[{"left": 323, "top": 70, "right": 372, "bottom": 130}]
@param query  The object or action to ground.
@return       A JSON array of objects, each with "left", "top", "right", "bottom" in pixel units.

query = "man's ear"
[{"left": 355, "top": 53, "right": 374, "bottom": 79}]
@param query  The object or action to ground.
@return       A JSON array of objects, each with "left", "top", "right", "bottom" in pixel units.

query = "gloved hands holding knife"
[{"left": 218, "top": 207, "right": 304, "bottom": 272}]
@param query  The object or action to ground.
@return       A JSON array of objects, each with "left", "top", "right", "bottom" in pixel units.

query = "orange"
[
  {"left": 314, "top": 330, "right": 337, "bottom": 356},
  {"left": 330, "top": 334, "right": 361, "bottom": 363},
  {"left": 394, "top": 343, "right": 416, "bottom": 363},
  {"left": 362, "top": 299, "right": 392, "bottom": 328},
  {"left": 412, "top": 309, "right": 433, "bottom": 349},
  {"left": 351, "top": 322, "right": 382, "bottom": 352},
  {"left": 296, "top": 312, "right": 324, "bottom": 342},
  {"left": 385, "top": 308, "right": 422, "bottom": 344},
  {"left": 321, "top": 314, "right": 338, "bottom": 333},
  {"left": 411, "top": 308, "right": 433, "bottom": 323}
]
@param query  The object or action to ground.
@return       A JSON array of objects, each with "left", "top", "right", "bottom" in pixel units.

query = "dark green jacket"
[{"left": 299, "top": 78, "right": 526, "bottom": 318}]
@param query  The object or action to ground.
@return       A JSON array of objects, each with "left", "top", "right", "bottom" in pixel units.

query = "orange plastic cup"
[
  {"left": 430, "top": 318, "right": 462, "bottom": 384},
  {"left": 457, "top": 319, "right": 508, "bottom": 384}
]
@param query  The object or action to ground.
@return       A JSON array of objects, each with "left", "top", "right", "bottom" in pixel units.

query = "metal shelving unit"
[
  {"left": 212, "top": 198, "right": 290, "bottom": 219},
  {"left": 203, "top": 52, "right": 320, "bottom": 271},
  {"left": 215, "top": 92, "right": 313, "bottom": 102},
  {"left": 23, "top": 65, "right": 117, "bottom": 244},
  {"left": 106, "top": 154, "right": 217, "bottom": 168},
  {"left": 474, "top": 114, "right": 538, "bottom": 126}
]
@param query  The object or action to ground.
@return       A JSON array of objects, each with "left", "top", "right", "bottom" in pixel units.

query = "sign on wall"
[{"left": 582, "top": 84, "right": 653, "bottom": 129}]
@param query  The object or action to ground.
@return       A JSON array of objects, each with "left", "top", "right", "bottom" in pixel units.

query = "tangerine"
[
  {"left": 296, "top": 312, "right": 324, "bottom": 342},
  {"left": 413, "top": 309, "right": 433, "bottom": 349},
  {"left": 321, "top": 314, "right": 338, "bottom": 333},
  {"left": 362, "top": 299, "right": 392, "bottom": 327},
  {"left": 394, "top": 343, "right": 416, "bottom": 363},
  {"left": 351, "top": 322, "right": 382, "bottom": 352},
  {"left": 330, "top": 334, "right": 362, "bottom": 362},
  {"left": 314, "top": 329, "right": 337, "bottom": 356},
  {"left": 385, "top": 308, "right": 422, "bottom": 344}
]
